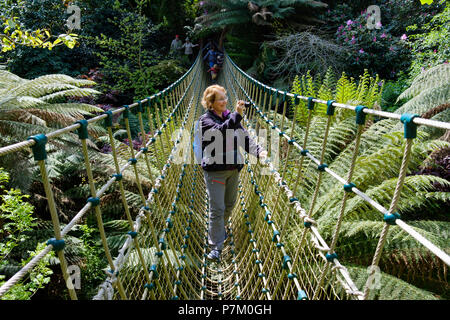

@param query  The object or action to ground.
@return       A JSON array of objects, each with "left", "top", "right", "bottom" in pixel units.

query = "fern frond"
[
  {"left": 398, "top": 63, "right": 450, "bottom": 101},
  {"left": 0, "top": 96, "right": 46, "bottom": 110},
  {"left": 13, "top": 83, "right": 81, "bottom": 98},
  {"left": 51, "top": 102, "right": 103, "bottom": 113},
  {"left": 0, "top": 70, "right": 25, "bottom": 88},
  {"left": 0, "top": 120, "right": 54, "bottom": 140},
  {"left": 105, "top": 234, "right": 127, "bottom": 253},
  {"left": 40, "top": 88, "right": 101, "bottom": 103},
  {"left": 345, "top": 265, "right": 439, "bottom": 300},
  {"left": 316, "top": 67, "right": 335, "bottom": 104},
  {"left": 104, "top": 220, "right": 131, "bottom": 232},
  {"left": 22, "top": 74, "right": 96, "bottom": 88},
  {"left": 395, "top": 83, "right": 450, "bottom": 116},
  {"left": 335, "top": 72, "right": 357, "bottom": 105}
]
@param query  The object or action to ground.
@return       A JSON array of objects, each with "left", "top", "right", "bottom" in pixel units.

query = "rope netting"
[{"left": 0, "top": 53, "right": 449, "bottom": 300}]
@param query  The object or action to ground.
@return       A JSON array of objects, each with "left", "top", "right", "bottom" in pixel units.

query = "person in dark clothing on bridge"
[{"left": 203, "top": 46, "right": 218, "bottom": 69}]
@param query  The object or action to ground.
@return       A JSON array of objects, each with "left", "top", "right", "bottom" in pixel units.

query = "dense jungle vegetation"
[{"left": 0, "top": 0, "right": 448, "bottom": 300}]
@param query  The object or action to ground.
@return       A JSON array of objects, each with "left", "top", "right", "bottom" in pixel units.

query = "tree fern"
[
  {"left": 197, "top": 0, "right": 327, "bottom": 30},
  {"left": 316, "top": 67, "right": 336, "bottom": 112},
  {"left": 0, "top": 70, "right": 104, "bottom": 144},
  {"left": 344, "top": 265, "right": 439, "bottom": 300},
  {"left": 290, "top": 75, "right": 310, "bottom": 127},
  {"left": 39, "top": 88, "right": 101, "bottom": 103},
  {"left": 355, "top": 69, "right": 371, "bottom": 104},
  {"left": 284, "top": 64, "right": 450, "bottom": 299},
  {"left": 398, "top": 63, "right": 450, "bottom": 101},
  {"left": 330, "top": 220, "right": 449, "bottom": 298}
]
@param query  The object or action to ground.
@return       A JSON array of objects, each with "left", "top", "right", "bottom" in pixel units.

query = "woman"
[
  {"left": 181, "top": 37, "right": 198, "bottom": 62},
  {"left": 198, "top": 85, "right": 267, "bottom": 261}
]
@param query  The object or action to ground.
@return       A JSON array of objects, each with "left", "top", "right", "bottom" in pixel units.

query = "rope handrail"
[
  {"left": 225, "top": 54, "right": 450, "bottom": 269},
  {"left": 0, "top": 56, "right": 201, "bottom": 299},
  {"left": 223, "top": 59, "right": 363, "bottom": 299},
  {"left": 1, "top": 50, "right": 448, "bottom": 301},
  {"left": 227, "top": 55, "right": 450, "bottom": 131},
  {"left": 0, "top": 58, "right": 199, "bottom": 158}
]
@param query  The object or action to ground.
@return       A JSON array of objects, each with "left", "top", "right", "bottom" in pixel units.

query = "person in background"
[
  {"left": 203, "top": 45, "right": 218, "bottom": 69},
  {"left": 170, "top": 35, "right": 183, "bottom": 57},
  {"left": 181, "top": 37, "right": 199, "bottom": 63},
  {"left": 207, "top": 64, "right": 220, "bottom": 82},
  {"left": 216, "top": 54, "right": 224, "bottom": 68},
  {"left": 202, "top": 39, "right": 219, "bottom": 54},
  {"left": 198, "top": 85, "right": 267, "bottom": 261}
]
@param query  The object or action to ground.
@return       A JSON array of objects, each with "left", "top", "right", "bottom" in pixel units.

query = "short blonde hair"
[{"left": 201, "top": 85, "right": 227, "bottom": 110}]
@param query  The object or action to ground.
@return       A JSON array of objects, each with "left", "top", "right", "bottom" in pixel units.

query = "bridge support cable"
[
  {"left": 224, "top": 53, "right": 450, "bottom": 299},
  {"left": 1, "top": 51, "right": 449, "bottom": 301},
  {"left": 0, "top": 55, "right": 201, "bottom": 299}
]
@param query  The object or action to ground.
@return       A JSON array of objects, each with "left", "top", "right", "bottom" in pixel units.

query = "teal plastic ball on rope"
[
  {"left": 47, "top": 238, "right": 65, "bottom": 251},
  {"left": 27, "top": 134, "right": 48, "bottom": 161},
  {"left": 384, "top": 212, "right": 401, "bottom": 225}
]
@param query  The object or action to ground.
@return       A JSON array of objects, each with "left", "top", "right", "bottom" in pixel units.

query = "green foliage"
[
  {"left": 0, "top": 0, "right": 78, "bottom": 53},
  {"left": 0, "top": 70, "right": 104, "bottom": 144},
  {"left": 0, "top": 17, "right": 77, "bottom": 52},
  {"left": 197, "top": 0, "right": 327, "bottom": 30},
  {"left": 380, "top": 79, "right": 410, "bottom": 112},
  {"left": 291, "top": 67, "right": 383, "bottom": 126},
  {"left": 0, "top": 167, "right": 36, "bottom": 263},
  {"left": 0, "top": 168, "right": 53, "bottom": 300},
  {"left": 77, "top": 223, "right": 108, "bottom": 299},
  {"left": 287, "top": 65, "right": 449, "bottom": 298},
  {"left": 146, "top": 0, "right": 196, "bottom": 34},
  {"left": 406, "top": 0, "right": 450, "bottom": 80},
  {"left": 0, "top": 242, "right": 54, "bottom": 300},
  {"left": 321, "top": 0, "right": 444, "bottom": 80},
  {"left": 183, "top": 0, "right": 201, "bottom": 22},
  {"left": 89, "top": 2, "right": 186, "bottom": 101},
  {"left": 6, "top": 0, "right": 123, "bottom": 79},
  {"left": 90, "top": 6, "right": 157, "bottom": 100},
  {"left": 146, "top": 60, "right": 187, "bottom": 92},
  {"left": 395, "top": 63, "right": 450, "bottom": 131},
  {"left": 345, "top": 265, "right": 439, "bottom": 300},
  {"left": 397, "top": 63, "right": 450, "bottom": 102},
  {"left": 225, "top": 33, "right": 260, "bottom": 70},
  {"left": 0, "top": 68, "right": 107, "bottom": 194}
]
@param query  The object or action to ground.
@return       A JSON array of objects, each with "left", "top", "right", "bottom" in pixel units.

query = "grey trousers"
[{"left": 203, "top": 169, "right": 240, "bottom": 251}]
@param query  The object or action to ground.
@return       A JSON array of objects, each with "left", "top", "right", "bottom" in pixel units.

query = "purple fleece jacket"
[{"left": 198, "top": 109, "right": 262, "bottom": 171}]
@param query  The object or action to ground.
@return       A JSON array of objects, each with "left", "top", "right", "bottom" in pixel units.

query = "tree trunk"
[{"left": 218, "top": 26, "right": 229, "bottom": 51}]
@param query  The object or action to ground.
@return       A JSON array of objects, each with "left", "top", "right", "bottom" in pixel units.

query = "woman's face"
[{"left": 211, "top": 90, "right": 228, "bottom": 114}]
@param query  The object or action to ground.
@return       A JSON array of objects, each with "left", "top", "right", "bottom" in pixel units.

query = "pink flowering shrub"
[{"left": 322, "top": 0, "right": 444, "bottom": 80}]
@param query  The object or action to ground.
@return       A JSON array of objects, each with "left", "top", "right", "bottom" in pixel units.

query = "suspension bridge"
[{"left": 0, "top": 54, "right": 449, "bottom": 300}]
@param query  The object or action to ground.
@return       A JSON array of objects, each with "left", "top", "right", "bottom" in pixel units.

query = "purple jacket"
[{"left": 198, "top": 109, "right": 263, "bottom": 171}]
